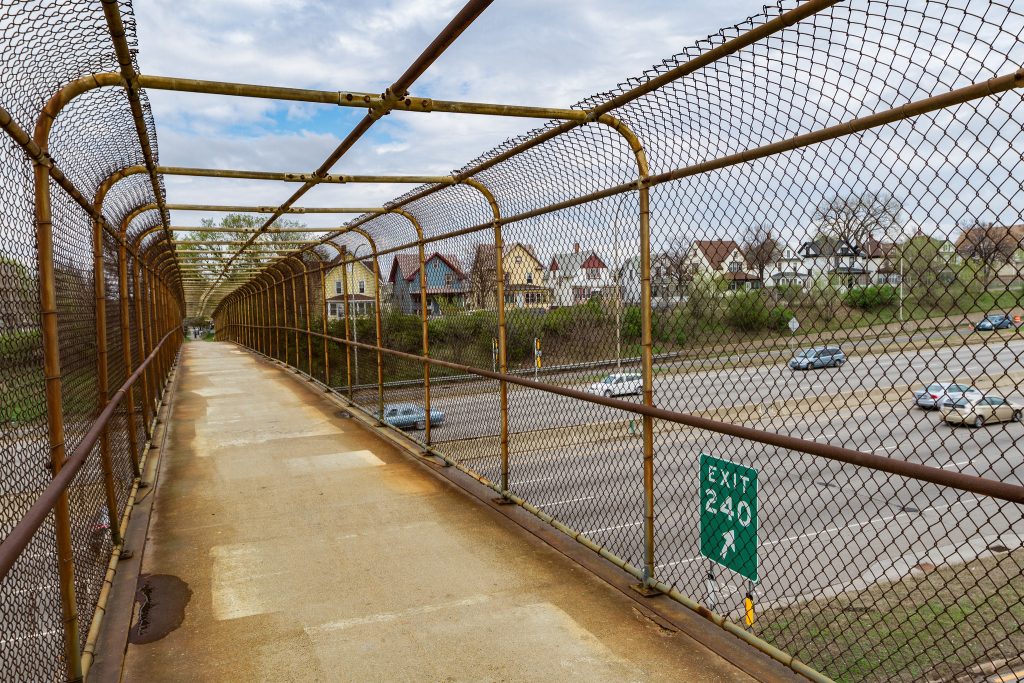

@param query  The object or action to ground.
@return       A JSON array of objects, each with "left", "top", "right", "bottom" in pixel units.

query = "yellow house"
[
  {"left": 324, "top": 259, "right": 378, "bottom": 318},
  {"left": 469, "top": 242, "right": 551, "bottom": 310}
]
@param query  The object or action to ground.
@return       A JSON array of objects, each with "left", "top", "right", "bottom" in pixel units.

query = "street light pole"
[{"left": 611, "top": 195, "right": 633, "bottom": 373}]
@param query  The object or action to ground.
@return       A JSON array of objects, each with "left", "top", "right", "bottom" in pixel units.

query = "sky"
[{"left": 133, "top": 0, "right": 774, "bottom": 229}]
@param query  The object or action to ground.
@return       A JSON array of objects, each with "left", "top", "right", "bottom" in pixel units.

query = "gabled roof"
[
  {"left": 389, "top": 252, "right": 466, "bottom": 282},
  {"left": 389, "top": 253, "right": 421, "bottom": 283},
  {"left": 549, "top": 249, "right": 605, "bottom": 273},
  {"left": 862, "top": 236, "right": 896, "bottom": 258},
  {"left": 473, "top": 242, "right": 542, "bottom": 272},
  {"left": 693, "top": 240, "right": 740, "bottom": 270}
]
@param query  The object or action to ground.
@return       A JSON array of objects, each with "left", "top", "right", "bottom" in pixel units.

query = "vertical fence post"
[
  {"left": 340, "top": 247, "right": 353, "bottom": 401},
  {"left": 417, "top": 230, "right": 431, "bottom": 446},
  {"left": 118, "top": 236, "right": 141, "bottom": 477},
  {"left": 144, "top": 264, "right": 158, "bottom": 408},
  {"left": 131, "top": 254, "right": 152, "bottom": 437},
  {"left": 319, "top": 254, "right": 330, "bottom": 386},
  {"left": 270, "top": 269, "right": 281, "bottom": 361},
  {"left": 301, "top": 257, "right": 313, "bottom": 377},
  {"left": 33, "top": 160, "right": 83, "bottom": 682},
  {"left": 639, "top": 184, "right": 656, "bottom": 591},
  {"left": 368, "top": 241, "right": 385, "bottom": 423},
  {"left": 493, "top": 224, "right": 509, "bottom": 495},
  {"left": 465, "top": 179, "right": 509, "bottom": 499},
  {"left": 289, "top": 262, "right": 300, "bottom": 370},
  {"left": 92, "top": 209, "right": 122, "bottom": 548}
]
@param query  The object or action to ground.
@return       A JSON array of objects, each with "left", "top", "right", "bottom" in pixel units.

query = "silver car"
[{"left": 912, "top": 382, "right": 982, "bottom": 410}]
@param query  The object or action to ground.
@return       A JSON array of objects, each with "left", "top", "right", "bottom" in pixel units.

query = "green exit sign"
[{"left": 700, "top": 453, "right": 758, "bottom": 582}]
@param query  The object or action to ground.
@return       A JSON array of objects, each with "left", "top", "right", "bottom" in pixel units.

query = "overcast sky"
[{"left": 134, "top": 0, "right": 774, "bottom": 228}]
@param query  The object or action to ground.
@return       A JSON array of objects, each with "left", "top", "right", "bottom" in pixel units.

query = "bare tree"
[
  {"left": 813, "top": 192, "right": 902, "bottom": 274},
  {"left": 957, "top": 220, "right": 1021, "bottom": 288},
  {"left": 466, "top": 243, "right": 497, "bottom": 309},
  {"left": 741, "top": 223, "right": 782, "bottom": 283},
  {"left": 660, "top": 239, "right": 696, "bottom": 302}
]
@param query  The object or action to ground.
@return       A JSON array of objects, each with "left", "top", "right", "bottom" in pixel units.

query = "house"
[
  {"left": 469, "top": 242, "right": 551, "bottom": 310},
  {"left": 616, "top": 254, "right": 689, "bottom": 306},
  {"left": 956, "top": 224, "right": 1024, "bottom": 282},
  {"left": 323, "top": 257, "right": 378, "bottom": 319},
  {"left": 545, "top": 243, "right": 612, "bottom": 307},
  {"left": 764, "top": 243, "right": 810, "bottom": 287},
  {"left": 389, "top": 252, "right": 468, "bottom": 315},
  {"left": 685, "top": 240, "right": 758, "bottom": 291},
  {"left": 768, "top": 235, "right": 895, "bottom": 288}
]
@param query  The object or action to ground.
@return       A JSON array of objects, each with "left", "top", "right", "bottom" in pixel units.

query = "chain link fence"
[
  {"left": 216, "top": 2, "right": 1024, "bottom": 681},
  {"left": 1, "top": 1, "right": 182, "bottom": 681}
]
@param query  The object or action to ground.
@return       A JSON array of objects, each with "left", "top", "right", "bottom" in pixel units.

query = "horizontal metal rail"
[
  {"left": 250, "top": 323, "right": 1024, "bottom": 505},
  {"left": 0, "top": 328, "right": 178, "bottom": 581}
]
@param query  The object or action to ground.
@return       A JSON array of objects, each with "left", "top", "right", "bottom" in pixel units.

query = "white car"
[
  {"left": 587, "top": 372, "right": 642, "bottom": 397},
  {"left": 912, "top": 382, "right": 983, "bottom": 410}
]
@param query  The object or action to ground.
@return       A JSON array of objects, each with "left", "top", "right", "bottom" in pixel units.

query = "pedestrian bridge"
[{"left": 2, "top": 1, "right": 1024, "bottom": 682}]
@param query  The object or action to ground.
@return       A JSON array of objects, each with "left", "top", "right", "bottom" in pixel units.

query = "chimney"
[{"left": 573, "top": 242, "right": 580, "bottom": 253}]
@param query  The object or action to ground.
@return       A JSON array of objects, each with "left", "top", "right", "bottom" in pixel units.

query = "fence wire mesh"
[
  {"left": 1, "top": 0, "right": 180, "bottom": 680},
  {"left": 218, "top": 2, "right": 1024, "bottom": 681},
  {"left": 4, "top": 0, "right": 1024, "bottom": 681}
]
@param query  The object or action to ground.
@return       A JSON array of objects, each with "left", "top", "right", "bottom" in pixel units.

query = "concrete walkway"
[{"left": 118, "top": 342, "right": 755, "bottom": 682}]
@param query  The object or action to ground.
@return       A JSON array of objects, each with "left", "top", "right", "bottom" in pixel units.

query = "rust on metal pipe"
[{"left": 0, "top": 330, "right": 178, "bottom": 581}]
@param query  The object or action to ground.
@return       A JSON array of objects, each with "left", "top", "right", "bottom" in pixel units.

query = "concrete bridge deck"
[{"left": 93, "top": 342, "right": 763, "bottom": 682}]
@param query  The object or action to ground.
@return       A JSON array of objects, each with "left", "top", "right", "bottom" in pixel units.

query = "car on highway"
[
  {"left": 974, "top": 313, "right": 1015, "bottom": 331},
  {"left": 940, "top": 394, "right": 1023, "bottom": 428},
  {"left": 380, "top": 403, "right": 445, "bottom": 430},
  {"left": 788, "top": 346, "right": 846, "bottom": 370},
  {"left": 912, "top": 382, "right": 983, "bottom": 410},
  {"left": 587, "top": 372, "right": 642, "bottom": 397}
]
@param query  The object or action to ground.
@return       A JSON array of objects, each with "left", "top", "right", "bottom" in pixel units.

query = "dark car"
[
  {"left": 975, "top": 314, "right": 1014, "bottom": 331},
  {"left": 788, "top": 346, "right": 846, "bottom": 370}
]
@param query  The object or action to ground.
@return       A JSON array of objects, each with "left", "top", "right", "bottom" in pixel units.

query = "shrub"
[
  {"left": 725, "top": 292, "right": 769, "bottom": 331},
  {"left": 0, "top": 329, "right": 42, "bottom": 362},
  {"left": 844, "top": 284, "right": 897, "bottom": 311},
  {"left": 621, "top": 306, "right": 642, "bottom": 341}
]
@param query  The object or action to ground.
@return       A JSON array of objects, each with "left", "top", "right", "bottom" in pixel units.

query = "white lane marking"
[
  {"left": 584, "top": 521, "right": 641, "bottom": 535},
  {"left": 763, "top": 497, "right": 980, "bottom": 548},
  {"left": 537, "top": 495, "right": 595, "bottom": 509},
  {"left": 656, "top": 556, "right": 703, "bottom": 570},
  {"left": 511, "top": 475, "right": 555, "bottom": 485},
  {"left": 306, "top": 595, "right": 491, "bottom": 635},
  {"left": 942, "top": 459, "right": 972, "bottom": 469}
]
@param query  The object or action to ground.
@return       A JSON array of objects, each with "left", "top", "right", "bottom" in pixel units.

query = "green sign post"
[{"left": 699, "top": 453, "right": 758, "bottom": 582}]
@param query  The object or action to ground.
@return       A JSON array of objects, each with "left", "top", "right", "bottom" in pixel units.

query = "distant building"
[
  {"left": 545, "top": 243, "right": 612, "bottom": 306},
  {"left": 470, "top": 242, "right": 551, "bottom": 310},
  {"left": 324, "top": 258, "right": 378, "bottom": 318},
  {"left": 686, "top": 240, "right": 758, "bottom": 291},
  {"left": 389, "top": 252, "right": 468, "bottom": 315}
]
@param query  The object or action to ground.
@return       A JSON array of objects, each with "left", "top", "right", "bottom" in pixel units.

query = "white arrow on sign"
[{"left": 721, "top": 529, "right": 736, "bottom": 558}]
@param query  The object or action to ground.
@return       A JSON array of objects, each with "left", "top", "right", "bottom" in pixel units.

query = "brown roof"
[
  {"left": 473, "top": 243, "right": 541, "bottom": 272},
  {"left": 862, "top": 236, "right": 895, "bottom": 258},
  {"left": 390, "top": 253, "right": 421, "bottom": 282},
  {"left": 694, "top": 240, "right": 740, "bottom": 270}
]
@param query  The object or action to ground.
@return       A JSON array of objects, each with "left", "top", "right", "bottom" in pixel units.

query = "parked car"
[
  {"left": 587, "top": 372, "right": 642, "bottom": 397},
  {"left": 975, "top": 314, "right": 1015, "bottom": 331},
  {"left": 380, "top": 403, "right": 445, "bottom": 430},
  {"left": 940, "top": 394, "right": 1023, "bottom": 427},
  {"left": 788, "top": 346, "right": 846, "bottom": 370},
  {"left": 912, "top": 382, "right": 983, "bottom": 410}
]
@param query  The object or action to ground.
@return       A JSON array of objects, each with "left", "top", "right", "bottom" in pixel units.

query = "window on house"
[
  {"left": 335, "top": 280, "right": 342, "bottom": 294},
  {"left": 445, "top": 273, "right": 455, "bottom": 286},
  {"left": 358, "top": 280, "right": 365, "bottom": 294},
  {"left": 515, "top": 256, "right": 522, "bottom": 264},
  {"left": 526, "top": 272, "right": 533, "bottom": 284},
  {"left": 587, "top": 268, "right": 600, "bottom": 279},
  {"left": 728, "top": 261, "right": 741, "bottom": 272}
]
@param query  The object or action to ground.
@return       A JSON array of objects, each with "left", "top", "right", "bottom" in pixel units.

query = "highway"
[{"left": 347, "top": 332, "right": 1024, "bottom": 627}]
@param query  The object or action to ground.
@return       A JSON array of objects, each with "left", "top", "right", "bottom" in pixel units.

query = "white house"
[{"left": 545, "top": 243, "right": 613, "bottom": 306}]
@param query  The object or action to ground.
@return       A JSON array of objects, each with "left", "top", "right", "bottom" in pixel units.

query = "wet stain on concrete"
[{"left": 128, "top": 573, "right": 192, "bottom": 645}]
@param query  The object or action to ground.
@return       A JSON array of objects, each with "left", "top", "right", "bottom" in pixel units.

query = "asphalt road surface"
[{"left": 351, "top": 333, "right": 1024, "bottom": 623}]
